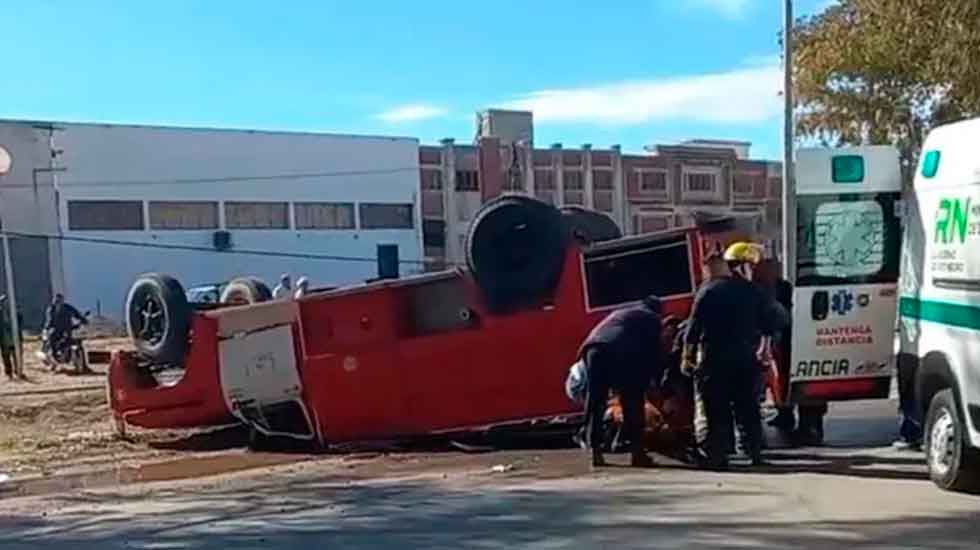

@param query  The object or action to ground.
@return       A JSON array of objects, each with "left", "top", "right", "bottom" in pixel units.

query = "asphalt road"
[{"left": 1, "top": 398, "right": 978, "bottom": 549}]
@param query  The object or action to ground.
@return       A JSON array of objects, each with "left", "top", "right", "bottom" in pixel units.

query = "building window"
[
  {"left": 225, "top": 202, "right": 289, "bottom": 229},
  {"left": 563, "top": 170, "right": 584, "bottom": 205},
  {"left": 422, "top": 219, "right": 446, "bottom": 247},
  {"left": 638, "top": 169, "right": 669, "bottom": 195},
  {"left": 455, "top": 170, "right": 479, "bottom": 191},
  {"left": 682, "top": 166, "right": 723, "bottom": 201},
  {"left": 68, "top": 200, "right": 144, "bottom": 231},
  {"left": 733, "top": 175, "right": 754, "bottom": 195},
  {"left": 634, "top": 212, "right": 673, "bottom": 234},
  {"left": 294, "top": 202, "right": 355, "bottom": 230},
  {"left": 421, "top": 169, "right": 443, "bottom": 191},
  {"left": 147, "top": 201, "right": 218, "bottom": 230},
  {"left": 360, "top": 203, "right": 415, "bottom": 229},
  {"left": 534, "top": 169, "right": 557, "bottom": 204},
  {"left": 593, "top": 170, "right": 615, "bottom": 213}
]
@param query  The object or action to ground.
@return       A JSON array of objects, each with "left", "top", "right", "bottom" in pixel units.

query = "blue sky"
[{"left": 3, "top": 0, "right": 834, "bottom": 160}]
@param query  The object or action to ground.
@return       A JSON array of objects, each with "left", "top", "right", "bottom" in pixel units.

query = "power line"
[
  {"left": 1, "top": 229, "right": 453, "bottom": 267},
  {"left": 0, "top": 166, "right": 421, "bottom": 189}
]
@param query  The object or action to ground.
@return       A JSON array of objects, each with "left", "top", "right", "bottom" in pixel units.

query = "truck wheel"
[
  {"left": 560, "top": 206, "right": 622, "bottom": 245},
  {"left": 125, "top": 274, "right": 191, "bottom": 365},
  {"left": 466, "top": 196, "right": 568, "bottom": 312},
  {"left": 924, "top": 389, "right": 980, "bottom": 493},
  {"left": 220, "top": 277, "right": 272, "bottom": 305}
]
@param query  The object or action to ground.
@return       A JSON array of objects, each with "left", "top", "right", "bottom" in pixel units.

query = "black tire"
[
  {"left": 924, "top": 389, "right": 980, "bottom": 493},
  {"left": 560, "top": 206, "right": 622, "bottom": 245},
  {"left": 125, "top": 273, "right": 191, "bottom": 365},
  {"left": 465, "top": 196, "right": 568, "bottom": 312},
  {"left": 220, "top": 277, "right": 272, "bottom": 305}
]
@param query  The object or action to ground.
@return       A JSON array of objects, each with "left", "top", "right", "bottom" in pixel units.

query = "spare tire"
[
  {"left": 560, "top": 206, "right": 622, "bottom": 245},
  {"left": 220, "top": 277, "right": 273, "bottom": 305},
  {"left": 466, "top": 196, "right": 568, "bottom": 312},
  {"left": 125, "top": 273, "right": 191, "bottom": 365}
]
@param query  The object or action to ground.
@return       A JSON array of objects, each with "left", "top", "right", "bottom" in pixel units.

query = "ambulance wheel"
[
  {"left": 466, "top": 196, "right": 567, "bottom": 312},
  {"left": 924, "top": 389, "right": 980, "bottom": 493},
  {"left": 560, "top": 206, "right": 622, "bottom": 245},
  {"left": 220, "top": 277, "right": 272, "bottom": 305},
  {"left": 125, "top": 273, "right": 190, "bottom": 365}
]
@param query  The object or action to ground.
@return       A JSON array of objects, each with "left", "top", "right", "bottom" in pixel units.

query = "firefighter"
[
  {"left": 683, "top": 253, "right": 787, "bottom": 469},
  {"left": 578, "top": 294, "right": 664, "bottom": 468}
]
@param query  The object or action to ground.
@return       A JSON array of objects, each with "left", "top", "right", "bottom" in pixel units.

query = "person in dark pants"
[
  {"left": 895, "top": 354, "right": 923, "bottom": 450},
  {"left": 43, "top": 293, "right": 86, "bottom": 355},
  {"left": 0, "top": 296, "right": 16, "bottom": 380},
  {"left": 753, "top": 259, "right": 830, "bottom": 445},
  {"left": 684, "top": 254, "right": 787, "bottom": 469},
  {"left": 580, "top": 295, "right": 664, "bottom": 468}
]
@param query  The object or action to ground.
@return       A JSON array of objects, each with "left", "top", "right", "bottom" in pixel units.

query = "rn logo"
[
  {"left": 831, "top": 289, "right": 855, "bottom": 316},
  {"left": 935, "top": 198, "right": 971, "bottom": 244},
  {"left": 795, "top": 358, "right": 850, "bottom": 378}
]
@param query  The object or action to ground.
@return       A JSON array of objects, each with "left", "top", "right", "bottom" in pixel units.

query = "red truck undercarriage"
[{"left": 108, "top": 198, "right": 769, "bottom": 451}]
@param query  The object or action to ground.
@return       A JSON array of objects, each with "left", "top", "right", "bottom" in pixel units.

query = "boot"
[
  {"left": 630, "top": 452, "right": 655, "bottom": 468},
  {"left": 591, "top": 449, "right": 606, "bottom": 468}
]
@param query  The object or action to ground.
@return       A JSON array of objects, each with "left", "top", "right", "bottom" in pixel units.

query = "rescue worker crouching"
[
  {"left": 683, "top": 253, "right": 788, "bottom": 469},
  {"left": 578, "top": 294, "right": 664, "bottom": 468}
]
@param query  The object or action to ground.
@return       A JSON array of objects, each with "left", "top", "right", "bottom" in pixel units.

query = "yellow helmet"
[{"left": 723, "top": 241, "right": 763, "bottom": 264}]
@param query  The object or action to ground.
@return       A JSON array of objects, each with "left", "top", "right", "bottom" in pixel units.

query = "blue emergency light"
[{"left": 921, "top": 150, "right": 941, "bottom": 178}]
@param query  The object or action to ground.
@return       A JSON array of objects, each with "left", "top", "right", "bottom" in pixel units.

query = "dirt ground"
[{"left": 0, "top": 334, "right": 216, "bottom": 479}]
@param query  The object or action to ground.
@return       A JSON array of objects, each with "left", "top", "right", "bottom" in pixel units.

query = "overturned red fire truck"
[{"left": 108, "top": 197, "right": 757, "bottom": 446}]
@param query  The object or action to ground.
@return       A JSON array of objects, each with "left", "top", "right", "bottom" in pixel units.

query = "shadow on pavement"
[{"left": 2, "top": 470, "right": 979, "bottom": 549}]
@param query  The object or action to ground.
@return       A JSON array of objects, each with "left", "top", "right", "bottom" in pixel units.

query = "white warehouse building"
[{"left": 0, "top": 121, "right": 423, "bottom": 327}]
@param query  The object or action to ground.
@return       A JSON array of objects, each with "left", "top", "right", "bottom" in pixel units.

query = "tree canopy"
[{"left": 793, "top": 0, "right": 980, "bottom": 174}]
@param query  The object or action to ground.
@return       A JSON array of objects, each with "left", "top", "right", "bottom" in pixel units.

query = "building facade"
[
  {"left": 419, "top": 110, "right": 783, "bottom": 268},
  {"left": 0, "top": 121, "right": 424, "bottom": 325}
]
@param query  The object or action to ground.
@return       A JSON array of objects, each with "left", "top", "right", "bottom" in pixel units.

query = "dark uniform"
[
  {"left": 579, "top": 296, "right": 663, "bottom": 467},
  {"left": 685, "top": 276, "right": 786, "bottom": 467},
  {"left": 44, "top": 300, "right": 86, "bottom": 353}
]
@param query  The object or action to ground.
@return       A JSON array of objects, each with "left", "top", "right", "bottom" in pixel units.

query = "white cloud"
[
  {"left": 375, "top": 104, "right": 448, "bottom": 123},
  {"left": 500, "top": 59, "right": 781, "bottom": 126},
  {"left": 688, "top": 0, "right": 753, "bottom": 19}
]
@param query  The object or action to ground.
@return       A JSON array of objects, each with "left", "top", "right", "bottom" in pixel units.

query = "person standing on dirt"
[
  {"left": 578, "top": 294, "right": 664, "bottom": 468},
  {"left": 683, "top": 254, "right": 787, "bottom": 469},
  {"left": 43, "top": 293, "right": 86, "bottom": 354},
  {"left": 0, "top": 295, "right": 17, "bottom": 380},
  {"left": 273, "top": 273, "right": 292, "bottom": 300}
]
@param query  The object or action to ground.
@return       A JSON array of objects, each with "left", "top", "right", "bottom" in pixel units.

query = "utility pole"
[
  {"left": 1, "top": 224, "right": 22, "bottom": 378},
  {"left": 0, "top": 146, "right": 22, "bottom": 378},
  {"left": 781, "top": 0, "right": 795, "bottom": 282}
]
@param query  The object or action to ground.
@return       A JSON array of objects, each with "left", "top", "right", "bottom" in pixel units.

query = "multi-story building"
[{"left": 419, "top": 109, "right": 783, "bottom": 268}]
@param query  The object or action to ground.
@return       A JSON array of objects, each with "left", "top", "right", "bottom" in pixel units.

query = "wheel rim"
[
  {"left": 136, "top": 295, "right": 166, "bottom": 345},
  {"left": 929, "top": 408, "right": 956, "bottom": 477}
]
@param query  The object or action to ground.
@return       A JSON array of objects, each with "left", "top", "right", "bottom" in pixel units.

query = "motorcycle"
[{"left": 39, "top": 313, "right": 91, "bottom": 374}]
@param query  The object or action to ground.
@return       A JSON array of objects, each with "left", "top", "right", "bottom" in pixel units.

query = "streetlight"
[
  {"left": 781, "top": 0, "right": 795, "bottom": 282},
  {"left": 0, "top": 145, "right": 23, "bottom": 378}
]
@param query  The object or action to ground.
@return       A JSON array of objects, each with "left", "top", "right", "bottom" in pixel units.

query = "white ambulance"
[
  {"left": 789, "top": 147, "right": 903, "bottom": 405},
  {"left": 899, "top": 117, "right": 980, "bottom": 492}
]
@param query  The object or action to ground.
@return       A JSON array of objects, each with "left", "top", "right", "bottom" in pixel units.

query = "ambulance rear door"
[{"left": 790, "top": 146, "right": 903, "bottom": 403}]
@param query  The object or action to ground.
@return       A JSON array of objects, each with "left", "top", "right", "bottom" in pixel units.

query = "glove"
[{"left": 680, "top": 344, "right": 698, "bottom": 377}]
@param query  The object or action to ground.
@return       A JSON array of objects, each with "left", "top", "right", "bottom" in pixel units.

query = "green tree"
[{"left": 792, "top": 0, "right": 980, "bottom": 179}]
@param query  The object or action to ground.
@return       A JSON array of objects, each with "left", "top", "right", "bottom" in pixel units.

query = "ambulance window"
[{"left": 813, "top": 200, "right": 884, "bottom": 278}]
